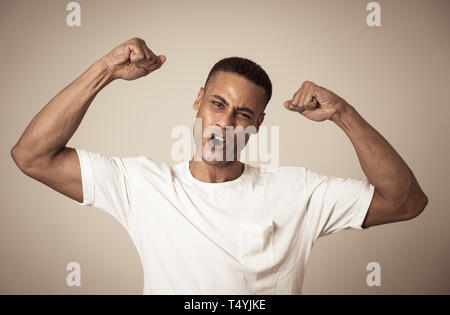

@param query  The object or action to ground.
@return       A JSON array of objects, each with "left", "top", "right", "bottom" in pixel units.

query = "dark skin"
[
  {"left": 11, "top": 37, "right": 428, "bottom": 229},
  {"left": 190, "top": 71, "right": 266, "bottom": 183},
  {"left": 283, "top": 81, "right": 428, "bottom": 228}
]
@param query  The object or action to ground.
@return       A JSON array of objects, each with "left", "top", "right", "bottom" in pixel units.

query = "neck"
[{"left": 188, "top": 157, "right": 245, "bottom": 183}]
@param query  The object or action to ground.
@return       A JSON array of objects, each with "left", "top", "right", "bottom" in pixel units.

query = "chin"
[
  {"left": 200, "top": 153, "right": 239, "bottom": 166},
  {"left": 198, "top": 142, "right": 241, "bottom": 165},
  {"left": 202, "top": 156, "right": 229, "bottom": 166}
]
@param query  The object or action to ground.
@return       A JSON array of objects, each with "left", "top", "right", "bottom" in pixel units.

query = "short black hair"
[{"left": 204, "top": 57, "right": 272, "bottom": 111}]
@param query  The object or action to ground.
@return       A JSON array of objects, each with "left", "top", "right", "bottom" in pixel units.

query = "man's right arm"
[{"left": 11, "top": 37, "right": 166, "bottom": 203}]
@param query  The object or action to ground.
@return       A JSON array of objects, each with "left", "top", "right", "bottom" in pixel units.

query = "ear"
[
  {"left": 193, "top": 87, "right": 205, "bottom": 111},
  {"left": 255, "top": 112, "right": 265, "bottom": 132}
]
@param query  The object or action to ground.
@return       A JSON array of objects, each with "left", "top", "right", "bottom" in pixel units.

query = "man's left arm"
[{"left": 284, "top": 81, "right": 429, "bottom": 228}]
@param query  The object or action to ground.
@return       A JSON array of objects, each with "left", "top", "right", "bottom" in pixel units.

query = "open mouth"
[{"left": 208, "top": 134, "right": 226, "bottom": 150}]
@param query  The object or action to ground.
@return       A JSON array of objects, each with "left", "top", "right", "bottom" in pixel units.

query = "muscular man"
[{"left": 11, "top": 37, "right": 428, "bottom": 294}]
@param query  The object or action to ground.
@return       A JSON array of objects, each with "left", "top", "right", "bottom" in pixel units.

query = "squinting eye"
[
  {"left": 211, "top": 101, "right": 251, "bottom": 119},
  {"left": 238, "top": 113, "right": 251, "bottom": 119}
]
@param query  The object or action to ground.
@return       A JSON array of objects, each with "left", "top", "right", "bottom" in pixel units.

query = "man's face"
[{"left": 192, "top": 71, "right": 266, "bottom": 165}]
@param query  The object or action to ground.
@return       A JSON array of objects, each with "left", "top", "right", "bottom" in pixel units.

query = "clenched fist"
[
  {"left": 284, "top": 81, "right": 348, "bottom": 122},
  {"left": 101, "top": 37, "right": 166, "bottom": 81}
]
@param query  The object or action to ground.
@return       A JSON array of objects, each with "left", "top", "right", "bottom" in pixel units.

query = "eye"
[
  {"left": 212, "top": 101, "right": 224, "bottom": 109},
  {"left": 211, "top": 101, "right": 251, "bottom": 120},
  {"left": 237, "top": 112, "right": 251, "bottom": 120}
]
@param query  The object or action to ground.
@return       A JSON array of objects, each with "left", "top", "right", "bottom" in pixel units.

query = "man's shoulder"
[
  {"left": 137, "top": 155, "right": 175, "bottom": 175},
  {"left": 98, "top": 153, "right": 173, "bottom": 179}
]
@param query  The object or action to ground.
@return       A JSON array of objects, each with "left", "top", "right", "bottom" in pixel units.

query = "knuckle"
[
  {"left": 130, "top": 37, "right": 142, "bottom": 44},
  {"left": 304, "top": 81, "right": 315, "bottom": 89}
]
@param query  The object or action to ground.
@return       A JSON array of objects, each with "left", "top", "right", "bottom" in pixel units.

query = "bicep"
[
  {"left": 362, "top": 188, "right": 410, "bottom": 228},
  {"left": 22, "top": 147, "right": 83, "bottom": 203}
]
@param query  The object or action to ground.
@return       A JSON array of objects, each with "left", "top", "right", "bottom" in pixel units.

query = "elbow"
[
  {"left": 404, "top": 192, "right": 429, "bottom": 221},
  {"left": 399, "top": 171, "right": 429, "bottom": 221},
  {"left": 11, "top": 144, "right": 34, "bottom": 174},
  {"left": 416, "top": 192, "right": 429, "bottom": 217},
  {"left": 11, "top": 144, "right": 21, "bottom": 167}
]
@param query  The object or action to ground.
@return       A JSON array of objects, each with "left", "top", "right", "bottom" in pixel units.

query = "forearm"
[
  {"left": 12, "top": 58, "right": 113, "bottom": 162},
  {"left": 330, "top": 103, "right": 425, "bottom": 206}
]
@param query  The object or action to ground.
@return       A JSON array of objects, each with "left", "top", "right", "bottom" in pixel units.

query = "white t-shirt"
[{"left": 74, "top": 148, "right": 375, "bottom": 294}]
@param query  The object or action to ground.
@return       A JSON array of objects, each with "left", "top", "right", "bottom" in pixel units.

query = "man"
[{"left": 11, "top": 37, "right": 428, "bottom": 294}]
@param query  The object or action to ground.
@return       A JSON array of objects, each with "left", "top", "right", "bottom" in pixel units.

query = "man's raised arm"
[
  {"left": 283, "top": 81, "right": 428, "bottom": 229},
  {"left": 11, "top": 37, "right": 166, "bottom": 203}
]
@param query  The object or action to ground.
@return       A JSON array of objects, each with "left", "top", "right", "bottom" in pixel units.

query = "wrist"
[
  {"left": 94, "top": 57, "right": 116, "bottom": 82},
  {"left": 87, "top": 58, "right": 116, "bottom": 90},
  {"left": 330, "top": 101, "right": 352, "bottom": 125}
]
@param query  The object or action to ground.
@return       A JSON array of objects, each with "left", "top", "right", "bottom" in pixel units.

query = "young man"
[{"left": 11, "top": 37, "right": 428, "bottom": 294}]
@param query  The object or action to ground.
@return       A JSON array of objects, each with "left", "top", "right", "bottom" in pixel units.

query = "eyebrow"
[{"left": 211, "top": 94, "right": 255, "bottom": 116}]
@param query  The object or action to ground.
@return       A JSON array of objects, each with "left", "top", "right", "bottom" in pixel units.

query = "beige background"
[{"left": 1, "top": 0, "right": 449, "bottom": 294}]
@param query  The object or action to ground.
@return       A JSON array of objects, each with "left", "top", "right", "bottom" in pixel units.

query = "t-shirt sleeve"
[
  {"left": 73, "top": 148, "right": 143, "bottom": 231},
  {"left": 304, "top": 168, "right": 375, "bottom": 241}
]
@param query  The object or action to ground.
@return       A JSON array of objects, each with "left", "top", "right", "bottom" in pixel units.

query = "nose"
[{"left": 216, "top": 110, "right": 236, "bottom": 130}]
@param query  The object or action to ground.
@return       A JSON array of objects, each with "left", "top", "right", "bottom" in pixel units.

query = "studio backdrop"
[{"left": 1, "top": 0, "right": 449, "bottom": 294}]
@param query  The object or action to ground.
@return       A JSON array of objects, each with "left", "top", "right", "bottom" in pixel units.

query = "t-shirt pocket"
[{"left": 238, "top": 220, "right": 275, "bottom": 271}]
